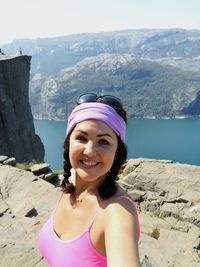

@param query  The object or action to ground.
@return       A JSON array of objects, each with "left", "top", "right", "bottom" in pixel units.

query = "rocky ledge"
[{"left": 0, "top": 158, "right": 199, "bottom": 267}]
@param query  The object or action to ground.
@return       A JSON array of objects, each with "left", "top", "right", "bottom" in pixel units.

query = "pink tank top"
[{"left": 38, "top": 195, "right": 140, "bottom": 267}]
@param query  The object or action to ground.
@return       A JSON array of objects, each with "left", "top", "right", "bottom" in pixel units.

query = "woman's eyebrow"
[
  {"left": 97, "top": 133, "right": 112, "bottom": 138},
  {"left": 76, "top": 130, "right": 112, "bottom": 138}
]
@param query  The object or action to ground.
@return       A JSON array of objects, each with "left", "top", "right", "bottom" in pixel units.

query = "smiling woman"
[
  {"left": 69, "top": 120, "right": 118, "bottom": 185},
  {"left": 38, "top": 93, "right": 141, "bottom": 267}
]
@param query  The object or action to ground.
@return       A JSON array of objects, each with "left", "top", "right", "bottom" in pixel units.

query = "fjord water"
[{"left": 34, "top": 117, "right": 200, "bottom": 170}]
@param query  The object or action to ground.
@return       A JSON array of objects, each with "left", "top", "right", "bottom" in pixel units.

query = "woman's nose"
[{"left": 83, "top": 141, "right": 96, "bottom": 157}]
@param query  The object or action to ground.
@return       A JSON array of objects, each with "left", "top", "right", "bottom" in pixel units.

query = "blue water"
[{"left": 34, "top": 117, "right": 200, "bottom": 170}]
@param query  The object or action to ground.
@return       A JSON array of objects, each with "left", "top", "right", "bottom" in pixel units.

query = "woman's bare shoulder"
[{"left": 103, "top": 185, "right": 135, "bottom": 207}]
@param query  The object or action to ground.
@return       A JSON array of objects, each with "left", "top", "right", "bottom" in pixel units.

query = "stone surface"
[
  {"left": 0, "top": 56, "right": 44, "bottom": 162},
  {"left": 0, "top": 164, "right": 60, "bottom": 267},
  {"left": 30, "top": 163, "right": 50, "bottom": 175},
  {"left": 0, "top": 158, "right": 200, "bottom": 266},
  {"left": 119, "top": 158, "right": 200, "bottom": 267},
  {"left": 3, "top": 157, "right": 17, "bottom": 166},
  {"left": 0, "top": 155, "right": 8, "bottom": 163}
]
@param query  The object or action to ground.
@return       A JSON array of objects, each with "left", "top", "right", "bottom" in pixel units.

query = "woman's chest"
[{"left": 53, "top": 197, "right": 106, "bottom": 255}]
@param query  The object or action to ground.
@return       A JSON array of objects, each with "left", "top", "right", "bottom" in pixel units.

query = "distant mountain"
[
  {"left": 2, "top": 29, "right": 200, "bottom": 75},
  {"left": 29, "top": 54, "right": 200, "bottom": 119},
  {"left": 3, "top": 29, "right": 200, "bottom": 119}
]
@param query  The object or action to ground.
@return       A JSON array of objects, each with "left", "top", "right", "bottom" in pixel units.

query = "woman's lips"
[{"left": 80, "top": 160, "right": 100, "bottom": 167}]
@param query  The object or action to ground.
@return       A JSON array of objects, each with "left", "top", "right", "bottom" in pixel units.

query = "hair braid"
[
  {"left": 98, "top": 137, "right": 127, "bottom": 199},
  {"left": 61, "top": 138, "right": 75, "bottom": 193}
]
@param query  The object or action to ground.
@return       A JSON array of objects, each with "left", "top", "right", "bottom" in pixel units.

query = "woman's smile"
[{"left": 80, "top": 159, "right": 100, "bottom": 168}]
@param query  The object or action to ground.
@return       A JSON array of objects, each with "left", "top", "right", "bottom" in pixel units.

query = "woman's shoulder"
[
  {"left": 101, "top": 185, "right": 140, "bottom": 240},
  {"left": 104, "top": 185, "right": 135, "bottom": 205},
  {"left": 102, "top": 185, "right": 138, "bottom": 216}
]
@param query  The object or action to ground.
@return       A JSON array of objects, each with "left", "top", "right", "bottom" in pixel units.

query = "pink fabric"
[
  {"left": 38, "top": 195, "right": 140, "bottom": 267},
  {"left": 66, "top": 103, "right": 126, "bottom": 142}
]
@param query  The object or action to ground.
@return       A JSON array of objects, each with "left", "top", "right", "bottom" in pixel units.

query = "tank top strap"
[
  {"left": 87, "top": 195, "right": 140, "bottom": 240},
  {"left": 117, "top": 194, "right": 137, "bottom": 207},
  {"left": 87, "top": 207, "right": 101, "bottom": 231},
  {"left": 87, "top": 199, "right": 106, "bottom": 230}
]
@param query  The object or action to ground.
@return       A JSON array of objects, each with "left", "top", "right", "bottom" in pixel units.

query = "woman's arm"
[{"left": 104, "top": 199, "right": 141, "bottom": 267}]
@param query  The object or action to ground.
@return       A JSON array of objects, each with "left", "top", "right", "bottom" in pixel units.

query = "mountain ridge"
[
  {"left": 30, "top": 54, "right": 200, "bottom": 119},
  {"left": 3, "top": 29, "right": 200, "bottom": 119}
]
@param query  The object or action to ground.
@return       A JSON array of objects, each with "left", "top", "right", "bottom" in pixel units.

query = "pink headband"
[{"left": 66, "top": 102, "right": 126, "bottom": 142}]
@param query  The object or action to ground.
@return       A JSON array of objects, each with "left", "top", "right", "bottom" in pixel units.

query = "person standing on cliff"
[{"left": 38, "top": 93, "right": 141, "bottom": 267}]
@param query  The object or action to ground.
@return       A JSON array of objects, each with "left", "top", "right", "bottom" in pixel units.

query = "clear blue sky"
[{"left": 1, "top": 0, "right": 200, "bottom": 43}]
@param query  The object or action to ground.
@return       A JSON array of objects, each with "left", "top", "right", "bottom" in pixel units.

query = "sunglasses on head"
[{"left": 77, "top": 93, "right": 123, "bottom": 110}]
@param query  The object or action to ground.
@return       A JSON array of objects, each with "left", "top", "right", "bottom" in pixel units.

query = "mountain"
[
  {"left": 2, "top": 29, "right": 200, "bottom": 119},
  {"left": 2, "top": 29, "right": 200, "bottom": 75},
  {"left": 29, "top": 54, "right": 200, "bottom": 119}
]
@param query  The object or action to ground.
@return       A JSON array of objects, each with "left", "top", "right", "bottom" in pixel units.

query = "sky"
[{"left": 1, "top": 0, "right": 200, "bottom": 44}]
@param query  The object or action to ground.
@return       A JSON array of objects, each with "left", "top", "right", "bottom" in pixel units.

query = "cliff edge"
[{"left": 0, "top": 55, "right": 44, "bottom": 162}]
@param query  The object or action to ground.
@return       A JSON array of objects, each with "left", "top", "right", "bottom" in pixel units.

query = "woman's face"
[{"left": 69, "top": 119, "right": 118, "bottom": 184}]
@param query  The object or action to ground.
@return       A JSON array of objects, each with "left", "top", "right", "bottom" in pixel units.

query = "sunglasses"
[{"left": 77, "top": 93, "right": 123, "bottom": 110}]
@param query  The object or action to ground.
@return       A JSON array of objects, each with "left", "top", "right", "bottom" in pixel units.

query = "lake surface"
[{"left": 34, "top": 117, "right": 200, "bottom": 170}]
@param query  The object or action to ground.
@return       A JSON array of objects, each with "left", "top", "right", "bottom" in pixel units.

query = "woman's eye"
[
  {"left": 76, "top": 135, "right": 87, "bottom": 141},
  {"left": 98, "top": 139, "right": 110, "bottom": 145}
]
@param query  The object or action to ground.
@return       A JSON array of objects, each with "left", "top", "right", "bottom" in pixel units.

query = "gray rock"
[
  {"left": 0, "top": 56, "right": 44, "bottom": 163},
  {"left": 0, "top": 155, "right": 8, "bottom": 163},
  {"left": 121, "top": 158, "right": 200, "bottom": 267},
  {"left": 30, "top": 163, "right": 50, "bottom": 175},
  {"left": 0, "top": 158, "right": 200, "bottom": 267},
  {"left": 140, "top": 254, "right": 153, "bottom": 267},
  {"left": 44, "top": 172, "right": 58, "bottom": 181},
  {"left": 0, "top": 163, "right": 60, "bottom": 267},
  {"left": 3, "top": 157, "right": 17, "bottom": 166}
]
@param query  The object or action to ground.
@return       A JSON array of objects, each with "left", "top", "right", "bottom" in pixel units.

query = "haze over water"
[{"left": 34, "top": 117, "right": 200, "bottom": 170}]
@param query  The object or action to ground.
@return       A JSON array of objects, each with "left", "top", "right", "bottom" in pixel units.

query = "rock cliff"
[
  {"left": 0, "top": 158, "right": 199, "bottom": 266},
  {"left": 0, "top": 55, "right": 44, "bottom": 162}
]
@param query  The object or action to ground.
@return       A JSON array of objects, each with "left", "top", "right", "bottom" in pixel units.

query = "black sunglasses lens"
[
  {"left": 77, "top": 93, "right": 123, "bottom": 110},
  {"left": 77, "top": 93, "right": 97, "bottom": 104},
  {"left": 100, "top": 95, "right": 123, "bottom": 109}
]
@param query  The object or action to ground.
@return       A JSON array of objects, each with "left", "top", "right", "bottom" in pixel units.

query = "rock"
[
  {"left": 140, "top": 254, "right": 153, "bottom": 267},
  {"left": 128, "top": 189, "right": 146, "bottom": 202},
  {"left": 120, "top": 158, "right": 200, "bottom": 267},
  {"left": 0, "top": 155, "right": 8, "bottom": 163},
  {"left": 0, "top": 56, "right": 44, "bottom": 163},
  {"left": 44, "top": 172, "right": 58, "bottom": 181},
  {"left": 30, "top": 163, "right": 51, "bottom": 175},
  {"left": 182, "top": 203, "right": 200, "bottom": 226},
  {"left": 0, "top": 158, "right": 200, "bottom": 266},
  {"left": 3, "top": 157, "right": 17, "bottom": 166},
  {"left": 0, "top": 163, "right": 60, "bottom": 267}
]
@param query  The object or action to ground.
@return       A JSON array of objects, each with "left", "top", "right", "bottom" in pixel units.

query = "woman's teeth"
[{"left": 82, "top": 160, "right": 98, "bottom": 166}]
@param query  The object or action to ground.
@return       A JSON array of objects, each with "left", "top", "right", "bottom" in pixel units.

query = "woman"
[{"left": 38, "top": 93, "right": 141, "bottom": 267}]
